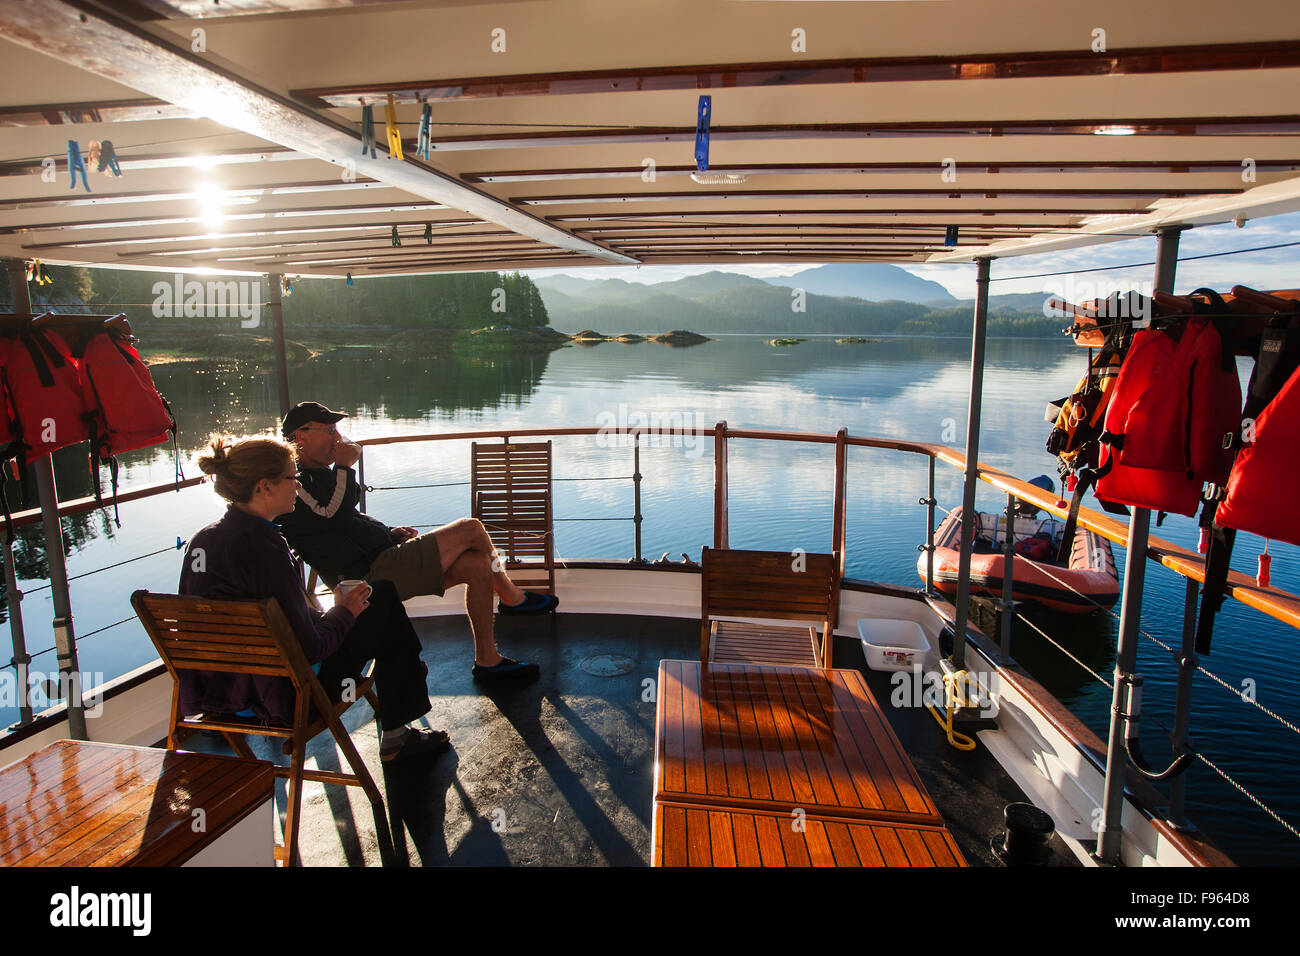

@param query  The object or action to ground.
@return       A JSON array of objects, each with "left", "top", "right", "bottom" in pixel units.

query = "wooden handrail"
[{"left": 15, "top": 424, "right": 1300, "bottom": 631}]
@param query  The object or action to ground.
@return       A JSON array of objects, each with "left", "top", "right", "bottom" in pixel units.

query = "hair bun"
[{"left": 197, "top": 435, "right": 232, "bottom": 478}]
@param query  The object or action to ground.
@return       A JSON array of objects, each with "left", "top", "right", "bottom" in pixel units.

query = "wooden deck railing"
[{"left": 9, "top": 424, "right": 1298, "bottom": 631}]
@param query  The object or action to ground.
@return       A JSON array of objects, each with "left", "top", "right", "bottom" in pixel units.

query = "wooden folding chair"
[
  {"left": 700, "top": 547, "right": 841, "bottom": 669},
  {"left": 471, "top": 440, "right": 556, "bottom": 595},
  {"left": 131, "top": 590, "right": 384, "bottom": 866}
]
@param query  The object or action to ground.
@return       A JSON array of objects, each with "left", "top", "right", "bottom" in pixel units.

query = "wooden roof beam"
[{"left": 293, "top": 43, "right": 1300, "bottom": 106}]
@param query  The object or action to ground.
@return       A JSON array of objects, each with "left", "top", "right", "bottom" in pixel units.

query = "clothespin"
[
  {"left": 416, "top": 101, "right": 432, "bottom": 160},
  {"left": 384, "top": 94, "right": 404, "bottom": 160},
  {"left": 694, "top": 95, "right": 711, "bottom": 172},
  {"left": 175, "top": 537, "right": 186, "bottom": 551},
  {"left": 87, "top": 141, "right": 102, "bottom": 171},
  {"left": 424, "top": 222, "right": 433, "bottom": 245},
  {"left": 29, "top": 259, "right": 51, "bottom": 286},
  {"left": 391, "top": 225, "right": 401, "bottom": 247},
  {"left": 282, "top": 276, "right": 293, "bottom": 297},
  {"left": 945, "top": 225, "right": 960, "bottom": 247},
  {"left": 346, "top": 272, "right": 354, "bottom": 286},
  {"left": 98, "top": 140, "right": 122, "bottom": 177},
  {"left": 67, "top": 140, "right": 90, "bottom": 192},
  {"left": 1258, "top": 540, "right": 1271, "bottom": 589},
  {"left": 359, "top": 101, "right": 376, "bottom": 159}
]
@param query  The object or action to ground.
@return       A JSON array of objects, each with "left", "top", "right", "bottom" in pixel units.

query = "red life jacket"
[
  {"left": 1095, "top": 315, "right": 1241, "bottom": 517},
  {"left": 0, "top": 335, "right": 16, "bottom": 454},
  {"left": 74, "top": 322, "right": 175, "bottom": 459},
  {"left": 1, "top": 327, "right": 91, "bottom": 462},
  {"left": 1215, "top": 335, "right": 1300, "bottom": 546}
]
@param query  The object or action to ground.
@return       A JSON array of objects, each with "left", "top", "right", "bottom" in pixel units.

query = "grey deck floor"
[{"left": 184, "top": 611, "right": 1075, "bottom": 866}]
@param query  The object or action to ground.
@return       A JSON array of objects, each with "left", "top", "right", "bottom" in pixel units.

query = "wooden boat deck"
[{"left": 166, "top": 611, "right": 1076, "bottom": 866}]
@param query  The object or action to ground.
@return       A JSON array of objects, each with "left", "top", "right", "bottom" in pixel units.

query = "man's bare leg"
[
  {"left": 433, "top": 517, "right": 527, "bottom": 606},
  {"left": 441, "top": 549, "right": 505, "bottom": 667}
]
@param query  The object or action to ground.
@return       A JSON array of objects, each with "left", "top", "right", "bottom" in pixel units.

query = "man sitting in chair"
[{"left": 276, "top": 402, "right": 557, "bottom": 681}]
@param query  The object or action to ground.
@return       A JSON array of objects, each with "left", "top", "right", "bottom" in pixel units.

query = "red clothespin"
[
  {"left": 1198, "top": 528, "right": 1210, "bottom": 554},
  {"left": 1258, "top": 540, "right": 1271, "bottom": 589}
]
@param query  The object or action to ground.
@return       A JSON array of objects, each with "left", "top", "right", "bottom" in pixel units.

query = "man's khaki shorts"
[{"left": 365, "top": 531, "right": 445, "bottom": 601}]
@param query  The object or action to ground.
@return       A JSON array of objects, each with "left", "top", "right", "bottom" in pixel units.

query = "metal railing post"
[
  {"left": 1000, "top": 492, "right": 1016, "bottom": 663},
  {"left": 5, "top": 258, "right": 84, "bottom": 737},
  {"left": 952, "top": 256, "right": 993, "bottom": 668},
  {"left": 921, "top": 456, "right": 936, "bottom": 593},
  {"left": 1098, "top": 224, "right": 1182, "bottom": 864},
  {"left": 357, "top": 449, "right": 366, "bottom": 513},
  {"left": 1168, "top": 577, "right": 1200, "bottom": 827},
  {"left": 3, "top": 533, "right": 33, "bottom": 725},
  {"left": 632, "top": 432, "right": 643, "bottom": 563},
  {"left": 268, "top": 272, "right": 291, "bottom": 419},
  {"left": 713, "top": 421, "right": 728, "bottom": 550},
  {"left": 1099, "top": 506, "right": 1150, "bottom": 863}
]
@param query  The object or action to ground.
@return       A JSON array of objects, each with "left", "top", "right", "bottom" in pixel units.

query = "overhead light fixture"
[
  {"left": 691, "top": 172, "right": 750, "bottom": 185},
  {"left": 1093, "top": 125, "right": 1136, "bottom": 136}
]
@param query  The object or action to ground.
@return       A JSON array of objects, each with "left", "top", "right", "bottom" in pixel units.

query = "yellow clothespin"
[{"left": 385, "top": 94, "right": 404, "bottom": 160}]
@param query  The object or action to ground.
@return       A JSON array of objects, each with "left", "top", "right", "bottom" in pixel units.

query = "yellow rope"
[{"left": 926, "top": 669, "right": 978, "bottom": 751}]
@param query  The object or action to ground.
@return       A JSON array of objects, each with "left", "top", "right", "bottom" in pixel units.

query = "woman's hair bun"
[{"left": 196, "top": 435, "right": 233, "bottom": 478}]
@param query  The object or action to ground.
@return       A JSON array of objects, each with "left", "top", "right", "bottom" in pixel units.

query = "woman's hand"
[{"left": 334, "top": 582, "right": 371, "bottom": 618}]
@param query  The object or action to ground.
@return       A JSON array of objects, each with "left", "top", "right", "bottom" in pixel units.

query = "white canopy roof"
[{"left": 1, "top": 0, "right": 1298, "bottom": 277}]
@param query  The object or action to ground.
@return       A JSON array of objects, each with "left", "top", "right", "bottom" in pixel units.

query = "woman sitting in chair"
[{"left": 180, "top": 434, "right": 447, "bottom": 762}]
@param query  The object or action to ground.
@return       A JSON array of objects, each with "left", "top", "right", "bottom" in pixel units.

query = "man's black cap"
[{"left": 281, "top": 401, "right": 347, "bottom": 438}]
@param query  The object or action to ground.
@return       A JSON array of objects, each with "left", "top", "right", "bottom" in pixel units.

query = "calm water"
[{"left": 5, "top": 333, "right": 1297, "bottom": 864}]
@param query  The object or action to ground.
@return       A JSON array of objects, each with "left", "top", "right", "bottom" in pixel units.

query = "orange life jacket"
[
  {"left": 1095, "top": 313, "right": 1241, "bottom": 517},
  {"left": 1, "top": 326, "right": 91, "bottom": 462},
  {"left": 73, "top": 322, "right": 174, "bottom": 459},
  {"left": 1215, "top": 322, "right": 1300, "bottom": 546}
]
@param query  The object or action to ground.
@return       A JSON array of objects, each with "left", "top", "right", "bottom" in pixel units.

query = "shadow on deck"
[{"left": 183, "top": 611, "right": 1072, "bottom": 866}]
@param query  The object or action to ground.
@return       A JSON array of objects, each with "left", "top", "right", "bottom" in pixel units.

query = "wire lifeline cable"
[
  {"left": 21, "top": 544, "right": 181, "bottom": 595},
  {"left": 991, "top": 239, "right": 1300, "bottom": 282}
]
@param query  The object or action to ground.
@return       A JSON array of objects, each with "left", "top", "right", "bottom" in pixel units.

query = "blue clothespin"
[
  {"left": 97, "top": 140, "right": 122, "bottom": 177},
  {"left": 417, "top": 102, "right": 432, "bottom": 160},
  {"left": 67, "top": 140, "right": 90, "bottom": 192},
  {"left": 391, "top": 225, "right": 401, "bottom": 247},
  {"left": 175, "top": 537, "right": 186, "bottom": 551},
  {"left": 360, "top": 103, "right": 376, "bottom": 158},
  {"left": 346, "top": 272, "right": 354, "bottom": 286},
  {"left": 945, "top": 225, "right": 959, "bottom": 247},
  {"left": 424, "top": 222, "right": 433, "bottom": 245},
  {"left": 694, "top": 95, "right": 712, "bottom": 172}
]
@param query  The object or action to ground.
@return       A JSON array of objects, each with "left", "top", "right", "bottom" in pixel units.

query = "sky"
[{"left": 525, "top": 211, "right": 1300, "bottom": 301}]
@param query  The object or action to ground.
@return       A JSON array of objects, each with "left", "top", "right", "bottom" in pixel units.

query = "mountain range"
[{"left": 531, "top": 264, "right": 1055, "bottom": 336}]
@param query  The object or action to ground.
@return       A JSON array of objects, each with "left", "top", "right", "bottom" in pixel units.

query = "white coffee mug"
[{"left": 337, "top": 579, "right": 369, "bottom": 598}]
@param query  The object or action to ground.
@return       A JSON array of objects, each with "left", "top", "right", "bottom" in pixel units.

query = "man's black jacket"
[{"left": 276, "top": 464, "right": 394, "bottom": 583}]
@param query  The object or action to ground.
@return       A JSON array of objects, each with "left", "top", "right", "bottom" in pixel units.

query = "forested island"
[{"left": 1, "top": 264, "right": 1064, "bottom": 366}]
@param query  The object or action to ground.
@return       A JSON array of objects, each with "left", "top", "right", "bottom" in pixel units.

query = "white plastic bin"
[{"left": 858, "top": 618, "right": 931, "bottom": 672}]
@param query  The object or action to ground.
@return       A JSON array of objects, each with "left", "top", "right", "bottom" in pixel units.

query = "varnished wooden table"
[
  {"left": 653, "top": 661, "right": 965, "bottom": 867},
  {"left": 0, "top": 740, "right": 275, "bottom": 866}
]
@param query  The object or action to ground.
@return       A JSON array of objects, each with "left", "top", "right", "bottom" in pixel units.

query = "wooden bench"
[
  {"left": 471, "top": 440, "right": 556, "bottom": 596},
  {"left": 701, "top": 547, "right": 840, "bottom": 669},
  {"left": 653, "top": 803, "right": 966, "bottom": 867},
  {"left": 652, "top": 660, "right": 966, "bottom": 867},
  {"left": 0, "top": 740, "right": 274, "bottom": 866}
]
